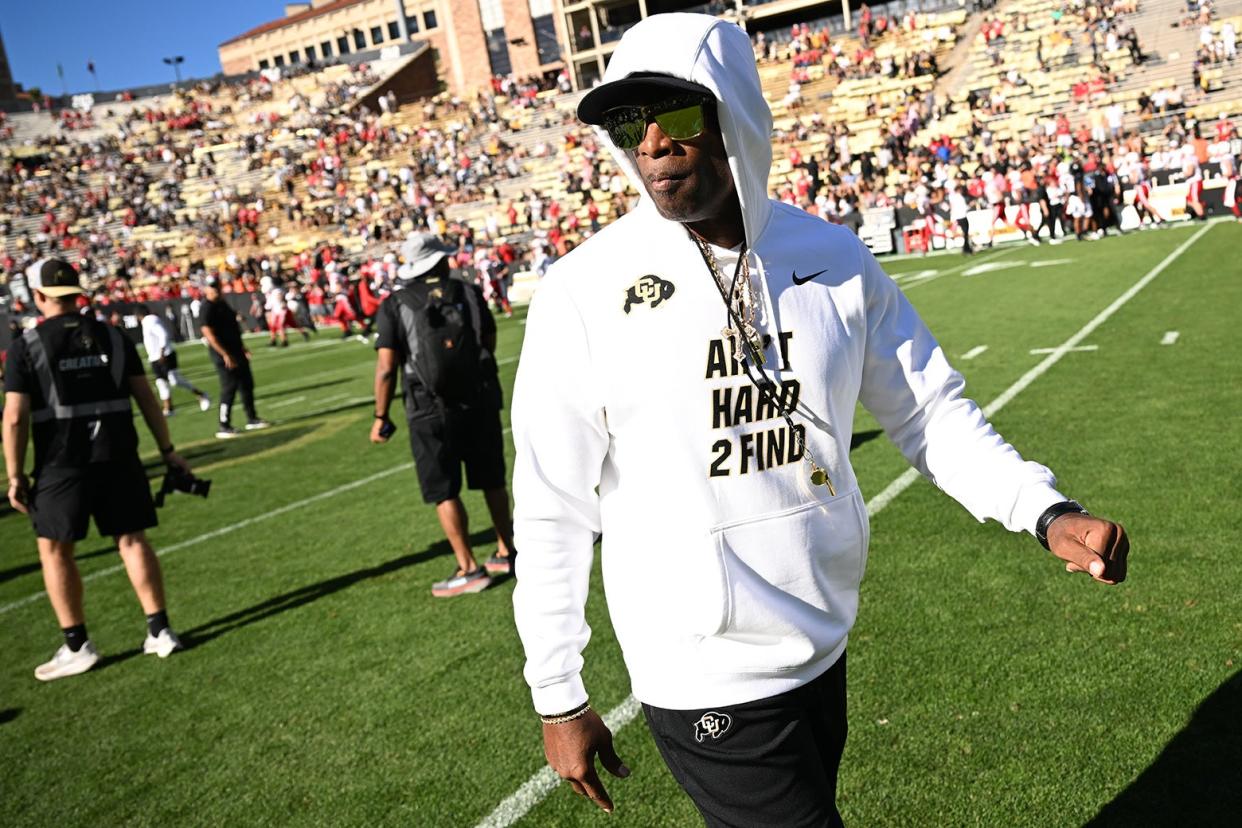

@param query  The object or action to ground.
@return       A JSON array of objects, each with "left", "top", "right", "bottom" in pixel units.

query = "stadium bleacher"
[{"left": 1, "top": 0, "right": 1240, "bottom": 321}]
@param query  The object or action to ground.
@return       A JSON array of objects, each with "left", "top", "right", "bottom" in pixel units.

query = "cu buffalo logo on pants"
[
  {"left": 693, "top": 711, "right": 733, "bottom": 742},
  {"left": 623, "top": 274, "right": 676, "bottom": 314}
]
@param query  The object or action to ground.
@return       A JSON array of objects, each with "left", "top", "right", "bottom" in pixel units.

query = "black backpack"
[{"left": 393, "top": 277, "right": 482, "bottom": 405}]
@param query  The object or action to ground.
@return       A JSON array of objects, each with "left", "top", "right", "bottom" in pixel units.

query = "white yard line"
[
  {"left": 1030, "top": 345, "right": 1098, "bottom": 355},
  {"left": 0, "top": 463, "right": 414, "bottom": 617},
  {"left": 900, "top": 247, "right": 1013, "bottom": 291},
  {"left": 474, "top": 221, "right": 1215, "bottom": 828},
  {"left": 961, "top": 345, "right": 989, "bottom": 360},
  {"left": 1161, "top": 331, "right": 1180, "bottom": 345},
  {"left": 266, "top": 395, "right": 307, "bottom": 408}
]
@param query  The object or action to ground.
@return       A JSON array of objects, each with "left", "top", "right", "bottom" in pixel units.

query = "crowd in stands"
[{"left": 2, "top": 0, "right": 1240, "bottom": 328}]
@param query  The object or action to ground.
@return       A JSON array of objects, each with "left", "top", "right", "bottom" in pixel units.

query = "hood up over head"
[{"left": 580, "top": 13, "right": 774, "bottom": 249}]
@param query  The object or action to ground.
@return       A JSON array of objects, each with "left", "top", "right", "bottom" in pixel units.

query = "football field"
[{"left": 2, "top": 221, "right": 1240, "bottom": 826}]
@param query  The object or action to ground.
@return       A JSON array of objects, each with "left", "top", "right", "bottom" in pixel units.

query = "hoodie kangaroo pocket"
[{"left": 697, "top": 490, "right": 868, "bottom": 675}]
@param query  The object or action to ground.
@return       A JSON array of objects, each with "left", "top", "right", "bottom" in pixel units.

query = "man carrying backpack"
[{"left": 370, "top": 232, "right": 516, "bottom": 597}]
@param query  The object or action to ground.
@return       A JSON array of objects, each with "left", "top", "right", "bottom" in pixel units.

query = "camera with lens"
[{"left": 154, "top": 466, "right": 212, "bottom": 508}]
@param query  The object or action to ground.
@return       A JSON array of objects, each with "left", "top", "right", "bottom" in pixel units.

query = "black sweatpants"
[
  {"left": 957, "top": 217, "right": 972, "bottom": 254},
  {"left": 643, "top": 653, "right": 848, "bottom": 828},
  {"left": 214, "top": 357, "right": 258, "bottom": 425}
]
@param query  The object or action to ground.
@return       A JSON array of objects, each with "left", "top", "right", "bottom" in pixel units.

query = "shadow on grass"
[
  {"left": 263, "top": 377, "right": 352, "bottom": 399},
  {"left": 140, "top": 424, "right": 318, "bottom": 479},
  {"left": 1085, "top": 670, "right": 1242, "bottom": 826},
  {"left": 850, "top": 429, "right": 883, "bottom": 451},
  {"left": 283, "top": 396, "right": 374, "bottom": 423},
  {"left": 0, "top": 708, "right": 21, "bottom": 724},
  {"left": 0, "top": 545, "right": 118, "bottom": 585},
  {"left": 178, "top": 528, "right": 502, "bottom": 650}
]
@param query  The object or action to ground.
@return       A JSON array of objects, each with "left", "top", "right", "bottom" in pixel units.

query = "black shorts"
[
  {"left": 151, "top": 351, "right": 179, "bottom": 381},
  {"left": 29, "top": 459, "right": 158, "bottom": 542},
  {"left": 642, "top": 653, "right": 848, "bottom": 828},
  {"left": 407, "top": 406, "right": 506, "bottom": 504}
]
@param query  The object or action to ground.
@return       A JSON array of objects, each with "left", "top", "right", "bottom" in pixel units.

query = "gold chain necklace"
[
  {"left": 690, "top": 231, "right": 836, "bottom": 496},
  {"left": 690, "top": 233, "right": 765, "bottom": 367}
]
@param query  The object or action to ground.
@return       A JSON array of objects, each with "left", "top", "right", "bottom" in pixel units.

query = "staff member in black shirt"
[
  {"left": 3, "top": 258, "right": 192, "bottom": 681},
  {"left": 370, "top": 233, "right": 516, "bottom": 597},
  {"left": 199, "top": 276, "right": 269, "bottom": 439}
]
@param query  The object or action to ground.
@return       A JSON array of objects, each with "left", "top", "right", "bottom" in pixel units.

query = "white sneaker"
[
  {"left": 199, "top": 395, "right": 212, "bottom": 412},
  {"left": 142, "top": 628, "right": 184, "bottom": 658},
  {"left": 34, "top": 641, "right": 100, "bottom": 682},
  {"left": 245, "top": 419, "right": 271, "bottom": 431}
]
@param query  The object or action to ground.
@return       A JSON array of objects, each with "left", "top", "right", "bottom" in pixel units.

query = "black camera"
[{"left": 154, "top": 466, "right": 212, "bottom": 508}]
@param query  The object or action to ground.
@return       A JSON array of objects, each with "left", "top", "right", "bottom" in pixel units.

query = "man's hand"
[
  {"left": 1047, "top": 514, "right": 1129, "bottom": 584},
  {"left": 164, "top": 451, "right": 192, "bottom": 476},
  {"left": 221, "top": 352, "right": 237, "bottom": 370},
  {"left": 370, "top": 417, "right": 391, "bottom": 444},
  {"left": 543, "top": 709, "right": 630, "bottom": 813},
  {"left": 8, "top": 474, "right": 29, "bottom": 514}
]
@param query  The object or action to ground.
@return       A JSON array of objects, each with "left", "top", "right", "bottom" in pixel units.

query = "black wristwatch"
[
  {"left": 374, "top": 413, "right": 389, "bottom": 420},
  {"left": 1035, "top": 500, "right": 1088, "bottom": 550},
  {"left": 160, "top": 444, "right": 176, "bottom": 456}
]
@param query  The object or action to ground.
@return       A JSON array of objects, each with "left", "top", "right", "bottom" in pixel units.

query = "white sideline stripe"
[
  {"left": 961, "top": 345, "right": 989, "bottom": 360},
  {"left": 498, "top": 355, "right": 518, "bottom": 366},
  {"left": 474, "top": 222, "right": 1214, "bottom": 828},
  {"left": 1029, "top": 345, "right": 1098, "bottom": 355},
  {"left": 0, "top": 463, "right": 414, "bottom": 617},
  {"left": 476, "top": 696, "right": 644, "bottom": 828},
  {"left": 267, "top": 395, "right": 307, "bottom": 408},
  {"left": 1161, "top": 330, "right": 1180, "bottom": 345}
]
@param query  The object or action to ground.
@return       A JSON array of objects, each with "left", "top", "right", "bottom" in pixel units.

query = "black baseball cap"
[
  {"left": 27, "top": 257, "right": 84, "bottom": 297},
  {"left": 577, "top": 73, "right": 714, "bottom": 125}
]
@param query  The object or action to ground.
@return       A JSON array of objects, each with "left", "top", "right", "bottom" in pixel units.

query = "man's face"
[
  {"left": 204, "top": 285, "right": 220, "bottom": 301},
  {"left": 625, "top": 98, "right": 737, "bottom": 226}
]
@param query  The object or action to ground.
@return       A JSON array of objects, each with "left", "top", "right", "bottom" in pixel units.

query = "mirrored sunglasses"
[{"left": 602, "top": 96, "right": 711, "bottom": 150}]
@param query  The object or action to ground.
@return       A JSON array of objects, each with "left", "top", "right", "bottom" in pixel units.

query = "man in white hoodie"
[{"left": 511, "top": 14, "right": 1129, "bottom": 825}]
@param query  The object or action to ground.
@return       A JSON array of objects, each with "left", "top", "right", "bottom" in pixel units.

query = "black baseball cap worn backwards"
[{"left": 27, "top": 257, "right": 85, "bottom": 297}]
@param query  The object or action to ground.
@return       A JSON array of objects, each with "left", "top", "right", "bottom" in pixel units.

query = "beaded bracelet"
[{"left": 540, "top": 702, "right": 591, "bottom": 725}]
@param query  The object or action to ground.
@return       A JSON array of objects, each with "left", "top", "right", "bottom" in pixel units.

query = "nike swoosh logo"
[{"left": 792, "top": 268, "right": 829, "bottom": 286}]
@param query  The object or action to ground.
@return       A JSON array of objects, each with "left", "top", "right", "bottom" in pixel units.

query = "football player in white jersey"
[{"left": 138, "top": 304, "right": 211, "bottom": 417}]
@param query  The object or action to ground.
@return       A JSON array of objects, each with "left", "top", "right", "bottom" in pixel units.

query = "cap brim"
[
  {"left": 35, "top": 285, "right": 84, "bottom": 297},
  {"left": 577, "top": 74, "right": 714, "bottom": 125}
]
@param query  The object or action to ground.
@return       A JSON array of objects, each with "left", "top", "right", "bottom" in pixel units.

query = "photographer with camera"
[{"left": 3, "top": 258, "right": 191, "bottom": 681}]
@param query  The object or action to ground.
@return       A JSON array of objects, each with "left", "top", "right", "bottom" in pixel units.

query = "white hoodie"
[{"left": 511, "top": 14, "right": 1065, "bottom": 714}]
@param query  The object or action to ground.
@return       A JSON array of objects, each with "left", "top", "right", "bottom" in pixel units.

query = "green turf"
[{"left": 2, "top": 222, "right": 1239, "bottom": 826}]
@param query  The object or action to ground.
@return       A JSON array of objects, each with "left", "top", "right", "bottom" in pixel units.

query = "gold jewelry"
[
  {"left": 691, "top": 234, "right": 765, "bottom": 367},
  {"left": 691, "top": 231, "right": 835, "bottom": 495}
]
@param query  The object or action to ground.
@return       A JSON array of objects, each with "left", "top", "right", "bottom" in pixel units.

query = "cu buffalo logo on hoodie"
[
  {"left": 623, "top": 274, "right": 675, "bottom": 314},
  {"left": 693, "top": 711, "right": 733, "bottom": 742}
]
